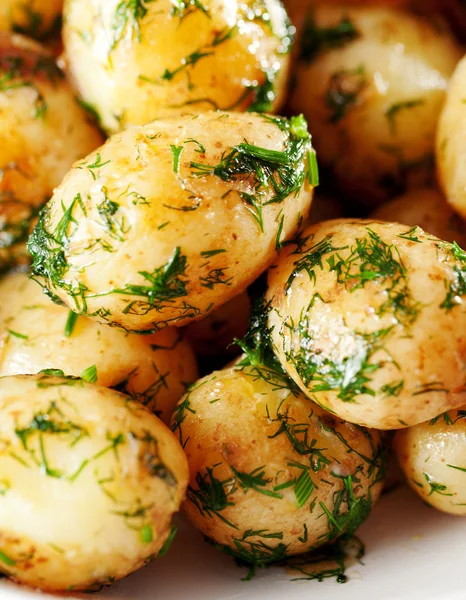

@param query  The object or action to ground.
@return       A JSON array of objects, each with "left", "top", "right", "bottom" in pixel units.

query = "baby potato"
[
  {"left": 267, "top": 219, "right": 466, "bottom": 430},
  {"left": 63, "top": 0, "right": 294, "bottom": 134},
  {"left": 290, "top": 5, "right": 462, "bottom": 206},
  {"left": 28, "top": 112, "right": 316, "bottom": 332},
  {"left": 184, "top": 290, "right": 250, "bottom": 358},
  {"left": 437, "top": 55, "right": 466, "bottom": 221},
  {"left": 394, "top": 408, "right": 466, "bottom": 515},
  {"left": 0, "top": 0, "right": 63, "bottom": 38},
  {"left": 0, "top": 33, "right": 103, "bottom": 273},
  {"left": 0, "top": 272, "right": 197, "bottom": 423},
  {"left": 173, "top": 361, "right": 385, "bottom": 565},
  {"left": 0, "top": 374, "right": 188, "bottom": 592},
  {"left": 371, "top": 188, "right": 466, "bottom": 247}
]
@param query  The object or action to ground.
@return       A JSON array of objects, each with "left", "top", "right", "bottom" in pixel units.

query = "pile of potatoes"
[{"left": 0, "top": 0, "right": 466, "bottom": 593}]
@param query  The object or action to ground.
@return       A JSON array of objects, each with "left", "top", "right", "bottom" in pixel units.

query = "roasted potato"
[
  {"left": 174, "top": 361, "right": 385, "bottom": 565},
  {"left": 395, "top": 409, "right": 466, "bottom": 515},
  {"left": 184, "top": 290, "right": 250, "bottom": 358},
  {"left": 371, "top": 188, "right": 466, "bottom": 247},
  {"left": 63, "top": 0, "right": 294, "bottom": 134},
  {"left": 437, "top": 55, "right": 466, "bottom": 221},
  {"left": 0, "top": 33, "right": 103, "bottom": 272},
  {"left": 267, "top": 219, "right": 466, "bottom": 430},
  {"left": 28, "top": 111, "right": 316, "bottom": 333},
  {"left": 0, "top": 0, "right": 63, "bottom": 38},
  {"left": 0, "top": 373, "right": 188, "bottom": 592},
  {"left": 0, "top": 272, "right": 197, "bottom": 423},
  {"left": 290, "top": 5, "right": 462, "bottom": 206}
]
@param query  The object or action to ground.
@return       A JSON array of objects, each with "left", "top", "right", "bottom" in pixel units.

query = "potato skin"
[
  {"left": 437, "top": 55, "right": 466, "bottom": 220},
  {"left": 0, "top": 0, "right": 63, "bottom": 38},
  {"left": 0, "top": 273, "right": 197, "bottom": 423},
  {"left": 174, "top": 362, "right": 385, "bottom": 560},
  {"left": 63, "top": 0, "right": 293, "bottom": 134},
  {"left": 267, "top": 219, "right": 466, "bottom": 430},
  {"left": 394, "top": 408, "right": 466, "bottom": 515},
  {"left": 371, "top": 188, "right": 466, "bottom": 247},
  {"left": 0, "top": 374, "right": 188, "bottom": 592},
  {"left": 290, "top": 5, "right": 461, "bottom": 206},
  {"left": 28, "top": 111, "right": 315, "bottom": 332},
  {"left": 0, "top": 33, "right": 103, "bottom": 272}
]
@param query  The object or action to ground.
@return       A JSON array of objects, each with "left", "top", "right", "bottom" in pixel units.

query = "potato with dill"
[
  {"left": 0, "top": 0, "right": 63, "bottom": 38},
  {"left": 266, "top": 219, "right": 466, "bottom": 430},
  {"left": 172, "top": 359, "right": 385, "bottom": 572},
  {"left": 28, "top": 111, "right": 317, "bottom": 333},
  {"left": 0, "top": 373, "right": 188, "bottom": 592},
  {"left": 394, "top": 409, "right": 466, "bottom": 515},
  {"left": 0, "top": 272, "right": 198, "bottom": 423},
  {"left": 0, "top": 33, "right": 103, "bottom": 273},
  {"left": 437, "top": 55, "right": 466, "bottom": 221},
  {"left": 371, "top": 188, "right": 466, "bottom": 247},
  {"left": 290, "top": 4, "right": 462, "bottom": 205},
  {"left": 62, "top": 0, "right": 294, "bottom": 134}
]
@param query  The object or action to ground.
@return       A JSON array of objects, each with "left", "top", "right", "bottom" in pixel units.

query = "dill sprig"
[
  {"left": 27, "top": 196, "right": 89, "bottom": 312},
  {"left": 328, "top": 228, "right": 420, "bottom": 325},
  {"left": 186, "top": 464, "right": 238, "bottom": 529},
  {"left": 325, "top": 66, "right": 366, "bottom": 123},
  {"left": 111, "top": 0, "right": 156, "bottom": 49},
  {"left": 268, "top": 409, "right": 332, "bottom": 472},
  {"left": 288, "top": 228, "right": 420, "bottom": 327},
  {"left": 287, "top": 309, "right": 395, "bottom": 403},
  {"left": 112, "top": 246, "right": 189, "bottom": 314},
  {"left": 319, "top": 473, "right": 373, "bottom": 542},
  {"left": 440, "top": 241, "right": 466, "bottom": 311},
  {"left": 234, "top": 293, "right": 299, "bottom": 395},
  {"left": 190, "top": 115, "right": 314, "bottom": 205},
  {"left": 170, "top": 0, "right": 209, "bottom": 20},
  {"left": 206, "top": 530, "right": 288, "bottom": 581},
  {"left": 300, "top": 15, "right": 360, "bottom": 62}
]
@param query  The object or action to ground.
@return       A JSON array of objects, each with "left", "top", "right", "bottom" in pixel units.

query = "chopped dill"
[
  {"left": 439, "top": 241, "right": 466, "bottom": 311},
  {"left": 326, "top": 66, "right": 366, "bottom": 123},
  {"left": 111, "top": 0, "right": 156, "bottom": 49},
  {"left": 300, "top": 15, "right": 360, "bottom": 62},
  {"left": 385, "top": 99, "right": 425, "bottom": 135}
]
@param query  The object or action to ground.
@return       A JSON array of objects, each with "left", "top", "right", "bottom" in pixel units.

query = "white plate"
[{"left": 0, "top": 485, "right": 463, "bottom": 600}]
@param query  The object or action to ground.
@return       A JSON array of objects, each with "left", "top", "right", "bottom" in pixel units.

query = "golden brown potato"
[
  {"left": 0, "top": 33, "right": 103, "bottom": 273},
  {"left": 0, "top": 0, "right": 63, "bottom": 38},
  {"left": 267, "top": 219, "right": 466, "bottom": 430},
  {"left": 0, "top": 272, "right": 197, "bottom": 423},
  {"left": 395, "top": 408, "right": 466, "bottom": 515},
  {"left": 173, "top": 361, "right": 385, "bottom": 567},
  {"left": 437, "top": 55, "right": 466, "bottom": 221},
  {"left": 290, "top": 5, "right": 462, "bottom": 206},
  {"left": 28, "top": 112, "right": 316, "bottom": 333},
  {"left": 371, "top": 188, "right": 466, "bottom": 247},
  {"left": 63, "top": 0, "right": 294, "bottom": 133},
  {"left": 184, "top": 290, "right": 250, "bottom": 358},
  {"left": 0, "top": 374, "right": 188, "bottom": 592}
]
